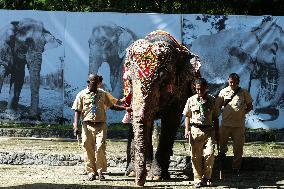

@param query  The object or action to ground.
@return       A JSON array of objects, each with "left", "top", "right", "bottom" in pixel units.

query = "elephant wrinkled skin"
[
  {"left": 123, "top": 30, "right": 200, "bottom": 186},
  {"left": 0, "top": 18, "right": 62, "bottom": 119}
]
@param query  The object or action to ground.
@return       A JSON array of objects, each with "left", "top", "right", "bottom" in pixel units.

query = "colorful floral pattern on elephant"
[{"left": 124, "top": 31, "right": 189, "bottom": 97}]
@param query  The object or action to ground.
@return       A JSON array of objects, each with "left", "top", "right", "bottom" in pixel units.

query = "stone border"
[
  {"left": 0, "top": 128, "right": 283, "bottom": 141},
  {"left": 0, "top": 151, "right": 283, "bottom": 172}
]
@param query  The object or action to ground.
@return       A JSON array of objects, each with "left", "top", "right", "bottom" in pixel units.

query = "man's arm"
[
  {"left": 110, "top": 104, "right": 132, "bottom": 112},
  {"left": 73, "top": 110, "right": 81, "bottom": 136},
  {"left": 184, "top": 117, "right": 191, "bottom": 140},
  {"left": 213, "top": 116, "right": 219, "bottom": 143},
  {"left": 245, "top": 102, "right": 253, "bottom": 114}
]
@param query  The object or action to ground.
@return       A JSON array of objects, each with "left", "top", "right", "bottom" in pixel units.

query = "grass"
[
  {"left": 0, "top": 122, "right": 130, "bottom": 131},
  {"left": 0, "top": 137, "right": 283, "bottom": 158}
]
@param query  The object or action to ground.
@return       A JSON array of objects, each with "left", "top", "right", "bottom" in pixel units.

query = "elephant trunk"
[
  {"left": 89, "top": 52, "right": 101, "bottom": 75},
  {"left": 131, "top": 79, "right": 148, "bottom": 185},
  {"left": 0, "top": 65, "right": 5, "bottom": 93},
  {"left": 27, "top": 51, "right": 42, "bottom": 118}
]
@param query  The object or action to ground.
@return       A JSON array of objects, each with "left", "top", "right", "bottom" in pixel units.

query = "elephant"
[
  {"left": 0, "top": 18, "right": 62, "bottom": 118},
  {"left": 123, "top": 30, "right": 201, "bottom": 186},
  {"left": 88, "top": 24, "right": 137, "bottom": 98},
  {"left": 190, "top": 16, "right": 284, "bottom": 123}
]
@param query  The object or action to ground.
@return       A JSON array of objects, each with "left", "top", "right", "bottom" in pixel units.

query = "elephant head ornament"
[
  {"left": 0, "top": 18, "right": 62, "bottom": 118},
  {"left": 88, "top": 25, "right": 137, "bottom": 98},
  {"left": 123, "top": 30, "right": 200, "bottom": 185}
]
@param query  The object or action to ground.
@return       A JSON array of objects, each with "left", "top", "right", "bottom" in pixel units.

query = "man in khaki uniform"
[
  {"left": 72, "top": 74, "right": 131, "bottom": 181},
  {"left": 218, "top": 73, "right": 253, "bottom": 173},
  {"left": 183, "top": 78, "right": 219, "bottom": 188}
]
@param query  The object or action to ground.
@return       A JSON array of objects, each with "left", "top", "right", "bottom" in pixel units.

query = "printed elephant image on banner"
[
  {"left": 63, "top": 12, "right": 181, "bottom": 123},
  {"left": 183, "top": 14, "right": 284, "bottom": 129},
  {"left": 0, "top": 11, "right": 64, "bottom": 123},
  {"left": 88, "top": 25, "right": 137, "bottom": 99}
]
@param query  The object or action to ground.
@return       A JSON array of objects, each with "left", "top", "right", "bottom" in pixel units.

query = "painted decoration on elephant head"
[
  {"left": 183, "top": 14, "right": 284, "bottom": 129},
  {"left": 123, "top": 30, "right": 196, "bottom": 98},
  {"left": 0, "top": 10, "right": 64, "bottom": 123}
]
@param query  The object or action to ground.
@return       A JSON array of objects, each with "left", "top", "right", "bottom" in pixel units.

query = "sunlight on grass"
[{"left": 0, "top": 138, "right": 283, "bottom": 158}]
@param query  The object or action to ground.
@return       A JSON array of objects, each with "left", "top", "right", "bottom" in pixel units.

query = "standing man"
[
  {"left": 183, "top": 78, "right": 219, "bottom": 188},
  {"left": 72, "top": 74, "right": 131, "bottom": 181},
  {"left": 218, "top": 73, "right": 253, "bottom": 174}
]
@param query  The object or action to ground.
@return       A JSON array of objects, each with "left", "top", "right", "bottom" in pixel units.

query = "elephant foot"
[
  {"left": 135, "top": 171, "right": 146, "bottom": 187},
  {"left": 28, "top": 108, "right": 41, "bottom": 120},
  {"left": 135, "top": 178, "right": 145, "bottom": 187},
  {"left": 147, "top": 172, "right": 171, "bottom": 181},
  {"left": 125, "top": 170, "right": 136, "bottom": 177},
  {"left": 3, "top": 109, "right": 21, "bottom": 120}
]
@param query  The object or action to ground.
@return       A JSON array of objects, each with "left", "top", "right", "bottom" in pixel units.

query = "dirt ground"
[
  {"left": 0, "top": 138, "right": 283, "bottom": 188},
  {"left": 0, "top": 164, "right": 283, "bottom": 189}
]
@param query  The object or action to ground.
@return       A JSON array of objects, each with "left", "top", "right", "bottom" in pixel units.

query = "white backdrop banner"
[
  {"left": 183, "top": 14, "right": 284, "bottom": 129},
  {"left": 0, "top": 10, "right": 283, "bottom": 129}
]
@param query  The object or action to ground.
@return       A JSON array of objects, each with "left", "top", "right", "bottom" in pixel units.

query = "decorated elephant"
[
  {"left": 0, "top": 18, "right": 62, "bottom": 118},
  {"left": 88, "top": 24, "right": 137, "bottom": 98},
  {"left": 123, "top": 30, "right": 200, "bottom": 186}
]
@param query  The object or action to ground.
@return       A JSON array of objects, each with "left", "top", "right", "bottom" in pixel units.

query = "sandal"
[
  {"left": 194, "top": 181, "right": 204, "bottom": 188},
  {"left": 87, "top": 172, "right": 96, "bottom": 181},
  {"left": 203, "top": 178, "right": 213, "bottom": 186}
]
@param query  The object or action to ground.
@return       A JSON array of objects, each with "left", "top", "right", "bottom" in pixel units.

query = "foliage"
[
  {"left": 0, "top": 122, "right": 130, "bottom": 131},
  {"left": 0, "top": 0, "right": 283, "bottom": 15}
]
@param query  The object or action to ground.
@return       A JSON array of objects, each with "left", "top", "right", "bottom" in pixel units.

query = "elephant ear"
[
  {"left": 117, "top": 29, "right": 136, "bottom": 59},
  {"left": 43, "top": 29, "right": 62, "bottom": 51}
]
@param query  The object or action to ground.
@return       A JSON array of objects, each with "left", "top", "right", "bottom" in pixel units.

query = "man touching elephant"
[{"left": 72, "top": 74, "right": 131, "bottom": 181}]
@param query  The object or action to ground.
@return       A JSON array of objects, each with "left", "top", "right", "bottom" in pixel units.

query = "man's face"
[
  {"left": 88, "top": 76, "right": 97, "bottom": 92},
  {"left": 195, "top": 83, "right": 207, "bottom": 97},
  {"left": 228, "top": 77, "right": 239, "bottom": 90}
]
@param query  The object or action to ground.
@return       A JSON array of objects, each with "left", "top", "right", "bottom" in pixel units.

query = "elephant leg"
[
  {"left": 7, "top": 64, "right": 25, "bottom": 110},
  {"left": 0, "top": 65, "right": 6, "bottom": 93},
  {"left": 151, "top": 107, "right": 180, "bottom": 179},
  {"left": 27, "top": 55, "right": 42, "bottom": 118},
  {"left": 125, "top": 123, "right": 135, "bottom": 175}
]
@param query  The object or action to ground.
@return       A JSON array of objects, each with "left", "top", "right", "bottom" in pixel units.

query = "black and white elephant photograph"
[
  {"left": 0, "top": 17, "right": 63, "bottom": 122},
  {"left": 88, "top": 24, "right": 137, "bottom": 99},
  {"left": 183, "top": 15, "right": 284, "bottom": 129},
  {"left": 123, "top": 30, "right": 201, "bottom": 186}
]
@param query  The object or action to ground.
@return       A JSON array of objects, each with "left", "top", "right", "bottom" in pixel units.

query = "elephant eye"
[{"left": 159, "top": 71, "right": 164, "bottom": 77}]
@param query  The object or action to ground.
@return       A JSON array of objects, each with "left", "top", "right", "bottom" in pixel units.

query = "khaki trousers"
[
  {"left": 219, "top": 125, "right": 245, "bottom": 169},
  {"left": 190, "top": 127, "right": 215, "bottom": 182},
  {"left": 81, "top": 122, "right": 107, "bottom": 174}
]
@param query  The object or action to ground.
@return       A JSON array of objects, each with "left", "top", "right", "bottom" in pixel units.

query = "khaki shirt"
[
  {"left": 183, "top": 94, "right": 218, "bottom": 125},
  {"left": 72, "top": 88, "right": 118, "bottom": 110},
  {"left": 218, "top": 86, "right": 253, "bottom": 127},
  {"left": 72, "top": 88, "right": 116, "bottom": 122}
]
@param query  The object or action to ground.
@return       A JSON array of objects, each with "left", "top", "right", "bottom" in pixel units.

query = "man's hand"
[
  {"left": 184, "top": 130, "right": 191, "bottom": 139},
  {"left": 73, "top": 122, "right": 80, "bottom": 137},
  {"left": 126, "top": 107, "right": 132, "bottom": 113}
]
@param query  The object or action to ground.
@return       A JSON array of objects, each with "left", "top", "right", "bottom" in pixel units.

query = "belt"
[
  {"left": 84, "top": 121, "right": 105, "bottom": 125},
  {"left": 84, "top": 121, "right": 95, "bottom": 124},
  {"left": 191, "top": 123, "right": 213, "bottom": 129}
]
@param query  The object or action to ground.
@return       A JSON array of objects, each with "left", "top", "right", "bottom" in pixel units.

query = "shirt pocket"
[
  {"left": 83, "top": 96, "right": 93, "bottom": 109},
  {"left": 232, "top": 95, "right": 243, "bottom": 109},
  {"left": 191, "top": 105, "right": 200, "bottom": 113}
]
